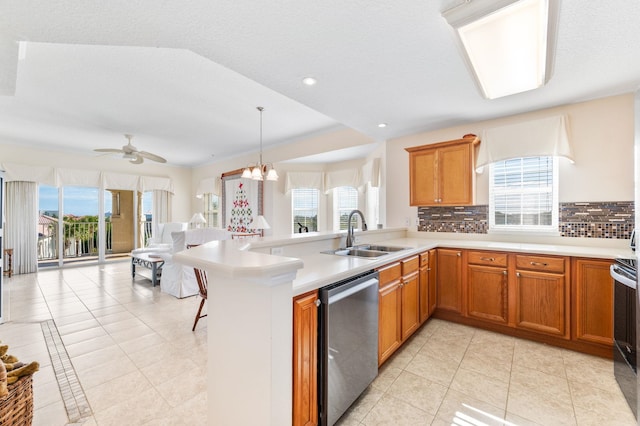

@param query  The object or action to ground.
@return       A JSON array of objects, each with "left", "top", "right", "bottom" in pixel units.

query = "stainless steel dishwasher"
[{"left": 319, "top": 270, "right": 379, "bottom": 426}]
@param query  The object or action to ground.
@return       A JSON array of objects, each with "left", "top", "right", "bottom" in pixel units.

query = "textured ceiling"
[{"left": 0, "top": 0, "right": 639, "bottom": 167}]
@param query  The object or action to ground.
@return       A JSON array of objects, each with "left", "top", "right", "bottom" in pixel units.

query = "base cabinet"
[
  {"left": 436, "top": 248, "right": 463, "bottom": 313},
  {"left": 467, "top": 265, "right": 508, "bottom": 324},
  {"left": 401, "top": 256, "right": 420, "bottom": 340},
  {"left": 514, "top": 255, "right": 570, "bottom": 339},
  {"left": 419, "top": 249, "right": 437, "bottom": 323},
  {"left": 293, "top": 290, "right": 319, "bottom": 426},
  {"left": 377, "top": 263, "right": 402, "bottom": 366},
  {"left": 572, "top": 258, "right": 613, "bottom": 346}
]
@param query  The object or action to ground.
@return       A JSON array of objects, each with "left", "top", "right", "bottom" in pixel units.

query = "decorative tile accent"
[
  {"left": 41, "top": 320, "right": 93, "bottom": 423},
  {"left": 417, "top": 201, "right": 635, "bottom": 239}
]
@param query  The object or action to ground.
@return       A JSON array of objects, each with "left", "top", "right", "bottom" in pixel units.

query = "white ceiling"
[{"left": 1, "top": 1, "right": 639, "bottom": 167}]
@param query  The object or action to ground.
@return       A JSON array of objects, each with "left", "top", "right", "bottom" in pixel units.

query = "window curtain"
[
  {"left": 284, "top": 172, "right": 325, "bottom": 193},
  {"left": 476, "top": 115, "right": 573, "bottom": 172},
  {"left": 5, "top": 181, "right": 38, "bottom": 274},
  {"left": 152, "top": 190, "right": 172, "bottom": 236},
  {"left": 196, "top": 177, "right": 222, "bottom": 198},
  {"left": 324, "top": 169, "right": 361, "bottom": 193}
]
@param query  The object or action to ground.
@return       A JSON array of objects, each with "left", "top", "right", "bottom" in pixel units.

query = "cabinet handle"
[
  {"left": 427, "top": 268, "right": 431, "bottom": 271},
  {"left": 315, "top": 299, "right": 321, "bottom": 307},
  {"left": 457, "top": 252, "right": 461, "bottom": 257},
  {"left": 480, "top": 257, "right": 495, "bottom": 262},
  {"left": 530, "top": 261, "right": 548, "bottom": 267},
  {"left": 503, "top": 270, "right": 507, "bottom": 275},
  {"left": 516, "top": 272, "right": 521, "bottom": 278}
]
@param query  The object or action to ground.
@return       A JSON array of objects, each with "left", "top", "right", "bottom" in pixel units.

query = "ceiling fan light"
[
  {"left": 266, "top": 168, "right": 279, "bottom": 181},
  {"left": 241, "top": 167, "right": 252, "bottom": 179}
]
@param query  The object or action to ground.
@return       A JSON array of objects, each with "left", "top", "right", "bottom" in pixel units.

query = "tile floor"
[{"left": 0, "top": 261, "right": 636, "bottom": 425}]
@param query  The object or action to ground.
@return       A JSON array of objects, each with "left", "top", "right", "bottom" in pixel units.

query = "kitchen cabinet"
[
  {"left": 293, "top": 290, "right": 319, "bottom": 426},
  {"left": 572, "top": 258, "right": 614, "bottom": 346},
  {"left": 436, "top": 248, "right": 463, "bottom": 314},
  {"left": 377, "top": 262, "right": 402, "bottom": 366},
  {"left": 401, "top": 256, "right": 420, "bottom": 340},
  {"left": 418, "top": 249, "right": 437, "bottom": 323},
  {"left": 405, "top": 135, "right": 479, "bottom": 206},
  {"left": 377, "top": 255, "right": 423, "bottom": 365},
  {"left": 466, "top": 251, "right": 509, "bottom": 325},
  {"left": 514, "top": 254, "right": 570, "bottom": 339}
]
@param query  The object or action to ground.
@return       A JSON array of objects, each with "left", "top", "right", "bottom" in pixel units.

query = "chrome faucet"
[{"left": 345, "top": 210, "right": 368, "bottom": 247}]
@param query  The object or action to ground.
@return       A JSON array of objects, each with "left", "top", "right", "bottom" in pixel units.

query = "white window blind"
[
  {"left": 489, "top": 156, "right": 558, "bottom": 231},
  {"left": 291, "top": 188, "right": 319, "bottom": 232},
  {"left": 334, "top": 186, "right": 358, "bottom": 231},
  {"left": 203, "top": 193, "right": 219, "bottom": 228}
]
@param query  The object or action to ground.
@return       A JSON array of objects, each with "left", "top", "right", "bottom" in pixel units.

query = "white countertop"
[{"left": 174, "top": 228, "right": 636, "bottom": 296}]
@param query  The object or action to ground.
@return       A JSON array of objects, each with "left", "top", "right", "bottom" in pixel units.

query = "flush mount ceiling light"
[
  {"left": 241, "top": 107, "right": 278, "bottom": 181},
  {"left": 443, "top": 0, "right": 559, "bottom": 99},
  {"left": 302, "top": 77, "right": 317, "bottom": 86},
  {"left": 377, "top": 123, "right": 388, "bottom": 128}
]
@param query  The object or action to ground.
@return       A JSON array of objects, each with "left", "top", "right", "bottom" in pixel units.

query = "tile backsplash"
[{"left": 417, "top": 201, "right": 634, "bottom": 239}]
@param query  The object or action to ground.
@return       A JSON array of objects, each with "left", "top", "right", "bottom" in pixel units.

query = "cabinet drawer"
[
  {"left": 467, "top": 251, "right": 507, "bottom": 267},
  {"left": 378, "top": 263, "right": 401, "bottom": 285},
  {"left": 402, "top": 256, "right": 419, "bottom": 276},
  {"left": 516, "top": 254, "right": 565, "bottom": 273},
  {"left": 419, "top": 252, "right": 429, "bottom": 267}
]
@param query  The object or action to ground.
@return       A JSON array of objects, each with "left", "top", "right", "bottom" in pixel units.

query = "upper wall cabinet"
[{"left": 405, "top": 135, "right": 479, "bottom": 206}]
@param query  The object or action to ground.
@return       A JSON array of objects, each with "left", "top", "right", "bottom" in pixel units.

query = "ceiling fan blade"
[
  {"left": 94, "top": 148, "right": 125, "bottom": 154},
  {"left": 138, "top": 151, "right": 167, "bottom": 163}
]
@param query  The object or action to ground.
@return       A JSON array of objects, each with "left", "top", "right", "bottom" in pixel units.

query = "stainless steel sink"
[
  {"left": 323, "top": 248, "right": 390, "bottom": 258},
  {"left": 354, "top": 244, "right": 409, "bottom": 252}
]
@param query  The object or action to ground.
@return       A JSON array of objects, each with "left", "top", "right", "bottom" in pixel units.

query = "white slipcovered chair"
[
  {"left": 131, "top": 222, "right": 188, "bottom": 255},
  {"left": 157, "top": 228, "right": 232, "bottom": 298}
]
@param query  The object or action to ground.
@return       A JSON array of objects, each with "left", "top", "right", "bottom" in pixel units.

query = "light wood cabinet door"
[
  {"left": 515, "top": 269, "right": 570, "bottom": 339},
  {"left": 438, "top": 142, "right": 473, "bottom": 205},
  {"left": 378, "top": 280, "right": 402, "bottom": 366},
  {"left": 401, "top": 271, "right": 420, "bottom": 340},
  {"left": 428, "top": 249, "right": 437, "bottom": 316},
  {"left": 467, "top": 264, "right": 508, "bottom": 324},
  {"left": 406, "top": 136, "right": 478, "bottom": 206},
  {"left": 293, "top": 290, "right": 318, "bottom": 426},
  {"left": 572, "top": 258, "right": 613, "bottom": 346},
  {"left": 436, "top": 248, "right": 463, "bottom": 313},
  {"left": 408, "top": 148, "right": 437, "bottom": 206}
]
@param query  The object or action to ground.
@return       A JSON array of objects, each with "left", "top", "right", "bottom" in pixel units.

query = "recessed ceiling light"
[
  {"left": 302, "top": 77, "right": 317, "bottom": 86},
  {"left": 378, "top": 123, "right": 388, "bottom": 128}
]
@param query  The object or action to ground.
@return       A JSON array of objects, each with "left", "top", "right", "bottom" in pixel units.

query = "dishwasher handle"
[{"left": 327, "top": 277, "right": 379, "bottom": 305}]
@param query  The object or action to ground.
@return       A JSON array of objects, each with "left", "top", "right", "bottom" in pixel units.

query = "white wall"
[
  {"left": 386, "top": 94, "right": 635, "bottom": 229},
  {"left": 0, "top": 141, "right": 193, "bottom": 222}
]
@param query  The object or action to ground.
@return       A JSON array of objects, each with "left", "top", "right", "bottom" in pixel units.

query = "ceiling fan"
[{"left": 94, "top": 134, "right": 167, "bottom": 164}]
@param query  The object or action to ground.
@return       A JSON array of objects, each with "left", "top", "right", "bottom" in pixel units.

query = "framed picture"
[{"left": 221, "top": 169, "right": 263, "bottom": 233}]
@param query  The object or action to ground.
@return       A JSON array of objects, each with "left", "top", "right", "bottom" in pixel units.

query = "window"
[
  {"left": 334, "top": 186, "right": 358, "bottom": 231},
  {"left": 203, "top": 193, "right": 219, "bottom": 228},
  {"left": 291, "top": 188, "right": 319, "bottom": 232},
  {"left": 489, "top": 156, "right": 558, "bottom": 232}
]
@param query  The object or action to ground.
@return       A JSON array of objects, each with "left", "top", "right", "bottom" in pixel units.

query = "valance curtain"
[
  {"left": 284, "top": 172, "right": 325, "bottom": 193},
  {"left": 361, "top": 158, "right": 381, "bottom": 188},
  {"left": 195, "top": 177, "right": 222, "bottom": 198},
  {"left": 1, "top": 163, "right": 173, "bottom": 193},
  {"left": 476, "top": 115, "right": 573, "bottom": 172},
  {"left": 5, "top": 181, "right": 38, "bottom": 274},
  {"left": 324, "top": 169, "right": 362, "bottom": 193}
]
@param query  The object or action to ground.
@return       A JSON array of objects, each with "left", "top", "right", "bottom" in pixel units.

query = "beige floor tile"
[
  {"left": 60, "top": 325, "right": 109, "bottom": 346},
  {"left": 126, "top": 341, "right": 184, "bottom": 369},
  {"left": 449, "top": 366, "right": 509, "bottom": 409},
  {"left": 569, "top": 380, "right": 635, "bottom": 420},
  {"left": 405, "top": 351, "right": 460, "bottom": 387},
  {"left": 418, "top": 336, "right": 469, "bottom": 363},
  {"left": 507, "top": 386, "right": 577, "bottom": 425},
  {"left": 118, "top": 332, "right": 167, "bottom": 354},
  {"left": 148, "top": 392, "right": 207, "bottom": 426},
  {"left": 75, "top": 356, "right": 139, "bottom": 390},
  {"left": 32, "top": 400, "right": 69, "bottom": 426},
  {"left": 71, "top": 344, "right": 126, "bottom": 373},
  {"left": 57, "top": 318, "right": 101, "bottom": 336},
  {"left": 154, "top": 366, "right": 207, "bottom": 408},
  {"left": 33, "top": 378, "right": 63, "bottom": 409},
  {"left": 361, "top": 394, "right": 432, "bottom": 426},
  {"left": 386, "top": 370, "right": 447, "bottom": 415},
  {"left": 459, "top": 350, "right": 512, "bottom": 383},
  {"left": 85, "top": 370, "right": 152, "bottom": 413},
  {"left": 510, "top": 365, "right": 572, "bottom": 407},
  {"left": 65, "top": 333, "right": 117, "bottom": 358},
  {"left": 141, "top": 356, "right": 199, "bottom": 387},
  {"left": 573, "top": 403, "right": 636, "bottom": 426},
  {"left": 513, "top": 339, "right": 567, "bottom": 378},
  {"left": 435, "top": 388, "right": 506, "bottom": 426},
  {"left": 92, "top": 387, "right": 171, "bottom": 426},
  {"left": 370, "top": 363, "right": 402, "bottom": 392}
]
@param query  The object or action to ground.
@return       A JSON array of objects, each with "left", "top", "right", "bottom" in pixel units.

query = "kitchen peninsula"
[{"left": 174, "top": 228, "right": 633, "bottom": 426}]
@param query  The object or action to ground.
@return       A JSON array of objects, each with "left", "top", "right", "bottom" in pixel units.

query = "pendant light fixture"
[{"left": 241, "top": 106, "right": 279, "bottom": 181}]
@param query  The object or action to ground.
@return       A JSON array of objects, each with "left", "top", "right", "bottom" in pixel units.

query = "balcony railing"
[{"left": 37, "top": 220, "right": 153, "bottom": 261}]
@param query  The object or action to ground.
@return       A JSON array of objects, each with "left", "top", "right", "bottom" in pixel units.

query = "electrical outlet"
[{"left": 270, "top": 247, "right": 284, "bottom": 256}]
